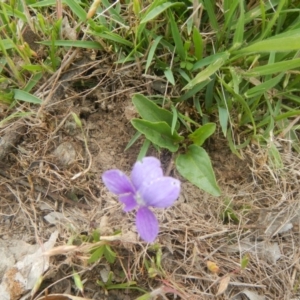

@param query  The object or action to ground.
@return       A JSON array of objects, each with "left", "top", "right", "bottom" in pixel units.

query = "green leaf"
[
  {"left": 22, "top": 65, "right": 44, "bottom": 72},
  {"left": 232, "top": 2, "right": 244, "bottom": 48},
  {"left": 101, "top": 0, "right": 125, "bottom": 24},
  {"left": 24, "top": 72, "right": 43, "bottom": 93},
  {"left": 220, "top": 198, "right": 239, "bottom": 223},
  {"left": 141, "top": 2, "right": 182, "bottom": 24},
  {"left": 71, "top": 112, "right": 82, "bottom": 128},
  {"left": 1, "top": 3, "right": 26, "bottom": 20},
  {"left": 125, "top": 131, "right": 142, "bottom": 151},
  {"left": 241, "top": 254, "right": 250, "bottom": 270},
  {"left": 1, "top": 38, "right": 15, "bottom": 50},
  {"left": 137, "top": 139, "right": 151, "bottom": 161},
  {"left": 93, "top": 32, "right": 133, "bottom": 47},
  {"left": 131, "top": 119, "right": 183, "bottom": 152},
  {"left": 104, "top": 245, "right": 116, "bottom": 264},
  {"left": 132, "top": 94, "right": 174, "bottom": 127},
  {"left": 88, "top": 246, "right": 105, "bottom": 263},
  {"left": 170, "top": 105, "right": 178, "bottom": 135},
  {"left": 40, "top": 40, "right": 102, "bottom": 49},
  {"left": 244, "top": 58, "right": 300, "bottom": 77},
  {"left": 218, "top": 76, "right": 256, "bottom": 134},
  {"left": 192, "top": 52, "right": 229, "bottom": 71},
  {"left": 218, "top": 106, "right": 229, "bottom": 137},
  {"left": 224, "top": 0, "right": 239, "bottom": 31},
  {"left": 237, "top": 33, "right": 300, "bottom": 53},
  {"left": 14, "top": 89, "right": 42, "bottom": 104},
  {"left": 29, "top": 0, "right": 56, "bottom": 7},
  {"left": 92, "top": 229, "right": 100, "bottom": 242},
  {"left": 145, "top": 36, "right": 163, "bottom": 74},
  {"left": 203, "top": 0, "right": 219, "bottom": 32},
  {"left": 64, "top": 0, "right": 86, "bottom": 21},
  {"left": 73, "top": 271, "right": 83, "bottom": 293},
  {"left": 226, "top": 128, "right": 242, "bottom": 158},
  {"left": 164, "top": 68, "right": 175, "bottom": 85},
  {"left": 176, "top": 145, "right": 221, "bottom": 196},
  {"left": 268, "top": 143, "right": 283, "bottom": 170},
  {"left": 73, "top": 272, "right": 83, "bottom": 293},
  {"left": 135, "top": 293, "right": 152, "bottom": 300},
  {"left": 0, "top": 112, "right": 33, "bottom": 127},
  {"left": 133, "top": 0, "right": 141, "bottom": 15},
  {"left": 245, "top": 73, "right": 284, "bottom": 98},
  {"left": 183, "top": 52, "right": 230, "bottom": 90},
  {"left": 205, "top": 74, "right": 216, "bottom": 109},
  {"left": 179, "top": 80, "right": 210, "bottom": 102},
  {"left": 188, "top": 123, "right": 216, "bottom": 146},
  {"left": 259, "top": 0, "right": 285, "bottom": 40},
  {"left": 242, "top": 0, "right": 280, "bottom": 27},
  {"left": 106, "top": 281, "right": 138, "bottom": 290},
  {"left": 167, "top": 9, "right": 185, "bottom": 60},
  {"left": 192, "top": 26, "right": 203, "bottom": 60}
]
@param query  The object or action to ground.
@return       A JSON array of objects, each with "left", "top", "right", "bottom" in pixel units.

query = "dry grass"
[{"left": 0, "top": 54, "right": 300, "bottom": 300}]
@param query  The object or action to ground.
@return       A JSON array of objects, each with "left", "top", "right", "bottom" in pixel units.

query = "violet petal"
[
  {"left": 119, "top": 194, "right": 137, "bottom": 212},
  {"left": 102, "top": 170, "right": 135, "bottom": 195},
  {"left": 136, "top": 207, "right": 159, "bottom": 243},
  {"left": 139, "top": 177, "right": 180, "bottom": 208},
  {"left": 131, "top": 157, "right": 163, "bottom": 190}
]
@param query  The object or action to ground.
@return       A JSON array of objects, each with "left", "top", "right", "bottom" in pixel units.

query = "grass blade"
[
  {"left": 125, "top": 131, "right": 142, "bottom": 151},
  {"left": 40, "top": 40, "right": 103, "bottom": 49},
  {"left": 183, "top": 52, "right": 230, "bottom": 89},
  {"left": 14, "top": 89, "right": 42, "bottom": 104},
  {"left": 203, "top": 0, "right": 219, "bottom": 32},
  {"left": 141, "top": 2, "right": 182, "bottom": 24},
  {"left": 167, "top": 9, "right": 185, "bottom": 60},
  {"left": 145, "top": 36, "right": 163, "bottom": 74},
  {"left": 192, "top": 26, "right": 203, "bottom": 60},
  {"left": 259, "top": 0, "right": 285, "bottom": 40},
  {"left": 232, "top": 1, "right": 244, "bottom": 48},
  {"left": 94, "top": 32, "right": 134, "bottom": 47},
  {"left": 170, "top": 105, "right": 178, "bottom": 135},
  {"left": 237, "top": 32, "right": 300, "bottom": 53},
  {"left": 192, "top": 52, "right": 230, "bottom": 71},
  {"left": 137, "top": 139, "right": 151, "bottom": 161},
  {"left": 164, "top": 68, "right": 175, "bottom": 85},
  {"left": 244, "top": 58, "right": 300, "bottom": 77},
  {"left": 224, "top": 0, "right": 239, "bottom": 31},
  {"left": 245, "top": 73, "right": 284, "bottom": 99},
  {"left": 64, "top": 0, "right": 86, "bottom": 21}
]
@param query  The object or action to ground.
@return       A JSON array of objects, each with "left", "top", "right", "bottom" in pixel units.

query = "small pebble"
[{"left": 53, "top": 141, "right": 76, "bottom": 166}]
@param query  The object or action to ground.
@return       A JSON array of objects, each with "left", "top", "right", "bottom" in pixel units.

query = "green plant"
[
  {"left": 129, "top": 94, "right": 220, "bottom": 196},
  {"left": 114, "top": 0, "right": 300, "bottom": 193}
]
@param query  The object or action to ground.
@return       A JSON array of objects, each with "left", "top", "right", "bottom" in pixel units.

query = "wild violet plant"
[{"left": 102, "top": 157, "right": 181, "bottom": 242}]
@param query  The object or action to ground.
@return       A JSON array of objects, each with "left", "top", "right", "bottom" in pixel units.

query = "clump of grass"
[{"left": 2, "top": 0, "right": 299, "bottom": 155}]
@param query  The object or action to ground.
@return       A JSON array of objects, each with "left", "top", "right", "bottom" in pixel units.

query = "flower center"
[{"left": 135, "top": 192, "right": 145, "bottom": 206}]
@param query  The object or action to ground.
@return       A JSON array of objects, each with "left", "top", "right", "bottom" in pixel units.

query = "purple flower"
[{"left": 102, "top": 157, "right": 181, "bottom": 242}]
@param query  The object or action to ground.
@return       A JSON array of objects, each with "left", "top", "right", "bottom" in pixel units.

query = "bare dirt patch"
[{"left": 1, "top": 55, "right": 300, "bottom": 300}]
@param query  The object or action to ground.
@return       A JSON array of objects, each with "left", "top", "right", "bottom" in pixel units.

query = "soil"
[{"left": 0, "top": 54, "right": 300, "bottom": 300}]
